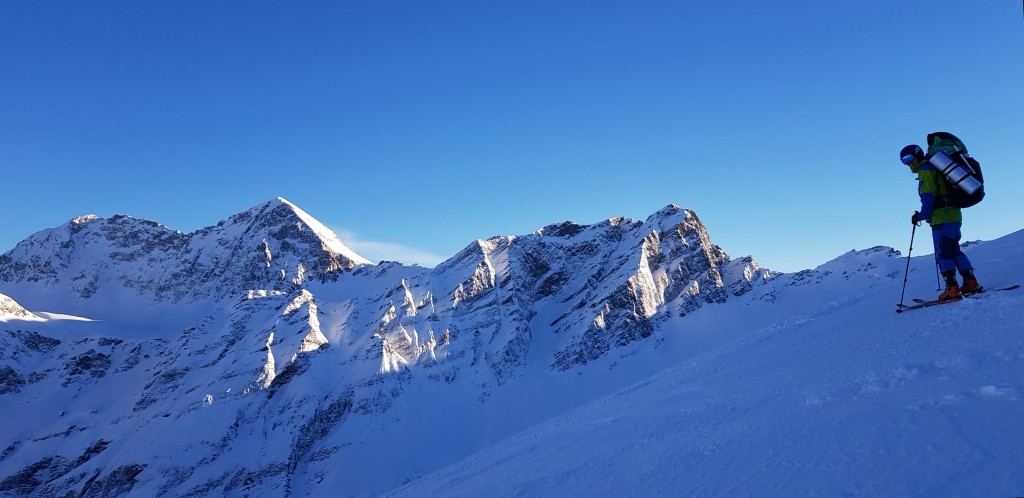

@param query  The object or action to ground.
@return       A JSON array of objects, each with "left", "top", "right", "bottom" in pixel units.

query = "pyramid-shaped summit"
[
  {"left": 0, "top": 198, "right": 371, "bottom": 309},
  {"left": 203, "top": 196, "right": 371, "bottom": 269}
]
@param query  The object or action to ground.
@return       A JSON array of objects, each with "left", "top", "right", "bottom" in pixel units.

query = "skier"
[{"left": 900, "top": 139, "right": 981, "bottom": 301}]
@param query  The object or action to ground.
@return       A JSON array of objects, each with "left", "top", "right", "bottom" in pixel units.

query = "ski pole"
[
  {"left": 897, "top": 223, "right": 917, "bottom": 313},
  {"left": 935, "top": 263, "right": 941, "bottom": 291}
]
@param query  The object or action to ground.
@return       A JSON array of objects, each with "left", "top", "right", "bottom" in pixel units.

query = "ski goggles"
[{"left": 901, "top": 154, "right": 917, "bottom": 165}]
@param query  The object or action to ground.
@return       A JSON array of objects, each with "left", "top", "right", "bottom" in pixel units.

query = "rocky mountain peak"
[
  {"left": 209, "top": 197, "right": 370, "bottom": 266},
  {"left": 71, "top": 214, "right": 99, "bottom": 225},
  {"left": 647, "top": 203, "right": 685, "bottom": 220},
  {"left": 0, "top": 199, "right": 371, "bottom": 312}
]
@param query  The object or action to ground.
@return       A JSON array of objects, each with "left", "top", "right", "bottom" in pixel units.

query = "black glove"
[{"left": 911, "top": 211, "right": 922, "bottom": 225}]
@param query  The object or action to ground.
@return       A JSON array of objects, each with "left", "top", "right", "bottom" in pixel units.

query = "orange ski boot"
[
  {"left": 960, "top": 269, "right": 982, "bottom": 295},
  {"left": 938, "top": 271, "right": 961, "bottom": 301}
]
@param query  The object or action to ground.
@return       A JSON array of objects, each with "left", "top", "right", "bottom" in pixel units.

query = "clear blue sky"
[{"left": 2, "top": 1, "right": 1022, "bottom": 272}]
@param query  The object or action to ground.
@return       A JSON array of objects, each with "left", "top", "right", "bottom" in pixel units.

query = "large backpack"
[{"left": 927, "top": 131, "right": 985, "bottom": 208}]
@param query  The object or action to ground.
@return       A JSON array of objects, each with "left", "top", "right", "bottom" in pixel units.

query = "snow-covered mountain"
[
  {"left": 1, "top": 198, "right": 1020, "bottom": 497},
  {"left": 388, "top": 231, "right": 1024, "bottom": 498},
  {"left": 0, "top": 198, "right": 369, "bottom": 323}
]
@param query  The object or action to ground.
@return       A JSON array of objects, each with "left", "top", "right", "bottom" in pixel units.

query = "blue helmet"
[{"left": 900, "top": 144, "right": 923, "bottom": 165}]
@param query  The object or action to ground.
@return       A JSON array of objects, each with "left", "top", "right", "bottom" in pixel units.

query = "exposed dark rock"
[
  {"left": 10, "top": 331, "right": 60, "bottom": 353},
  {"left": 114, "top": 344, "right": 144, "bottom": 373},
  {"left": 0, "top": 456, "right": 71, "bottom": 495},
  {"left": 77, "top": 464, "right": 146, "bottom": 498},
  {"left": 267, "top": 353, "right": 313, "bottom": 399},
  {"left": 1, "top": 441, "right": 18, "bottom": 461},
  {"left": 62, "top": 350, "right": 112, "bottom": 386},
  {"left": 552, "top": 324, "right": 611, "bottom": 371},
  {"left": 0, "top": 365, "right": 26, "bottom": 395},
  {"left": 536, "top": 271, "right": 569, "bottom": 298},
  {"left": 489, "top": 325, "right": 531, "bottom": 385},
  {"left": 540, "top": 221, "right": 585, "bottom": 238},
  {"left": 284, "top": 395, "right": 353, "bottom": 495}
]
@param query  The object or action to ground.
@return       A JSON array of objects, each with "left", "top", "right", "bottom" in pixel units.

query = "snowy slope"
[
  {"left": 0, "top": 199, "right": 1020, "bottom": 498},
  {"left": 388, "top": 230, "right": 1024, "bottom": 497}
]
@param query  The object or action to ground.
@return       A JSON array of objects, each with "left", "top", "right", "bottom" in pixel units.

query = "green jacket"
[{"left": 910, "top": 158, "right": 961, "bottom": 226}]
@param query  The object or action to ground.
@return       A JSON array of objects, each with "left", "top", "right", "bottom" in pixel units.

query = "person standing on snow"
[{"left": 900, "top": 136, "right": 981, "bottom": 301}]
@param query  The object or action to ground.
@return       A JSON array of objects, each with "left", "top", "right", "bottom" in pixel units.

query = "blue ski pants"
[{"left": 932, "top": 222, "right": 973, "bottom": 274}]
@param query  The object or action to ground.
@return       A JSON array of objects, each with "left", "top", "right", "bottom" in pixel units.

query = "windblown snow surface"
[{"left": 388, "top": 232, "right": 1024, "bottom": 497}]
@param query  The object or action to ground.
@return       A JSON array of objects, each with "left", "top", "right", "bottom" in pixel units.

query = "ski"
[
  {"left": 911, "top": 284, "right": 1020, "bottom": 303},
  {"left": 898, "top": 284, "right": 1020, "bottom": 313},
  {"left": 897, "top": 297, "right": 960, "bottom": 312}
]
